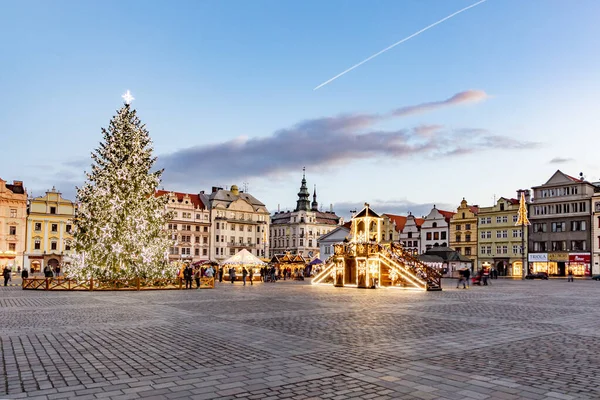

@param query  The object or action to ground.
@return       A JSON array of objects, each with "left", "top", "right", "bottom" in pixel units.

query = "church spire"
[
  {"left": 311, "top": 184, "right": 319, "bottom": 211},
  {"left": 295, "top": 167, "right": 311, "bottom": 212}
]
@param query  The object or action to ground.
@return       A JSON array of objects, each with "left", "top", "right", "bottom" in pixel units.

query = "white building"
[
  {"left": 270, "top": 171, "right": 340, "bottom": 259},
  {"left": 591, "top": 187, "right": 600, "bottom": 275},
  {"left": 156, "top": 190, "right": 211, "bottom": 264},
  {"left": 208, "top": 185, "right": 270, "bottom": 262},
  {"left": 419, "top": 206, "right": 455, "bottom": 254},
  {"left": 317, "top": 225, "right": 350, "bottom": 261},
  {"left": 399, "top": 213, "right": 424, "bottom": 256}
]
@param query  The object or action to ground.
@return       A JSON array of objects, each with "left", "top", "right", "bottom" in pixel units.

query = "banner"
[
  {"left": 569, "top": 253, "right": 590, "bottom": 263},
  {"left": 548, "top": 252, "right": 569, "bottom": 262},
  {"left": 528, "top": 253, "right": 548, "bottom": 262}
]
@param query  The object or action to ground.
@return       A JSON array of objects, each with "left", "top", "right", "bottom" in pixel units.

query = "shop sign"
[
  {"left": 569, "top": 253, "right": 590, "bottom": 263},
  {"left": 528, "top": 253, "right": 547, "bottom": 262},
  {"left": 548, "top": 252, "right": 569, "bottom": 262}
]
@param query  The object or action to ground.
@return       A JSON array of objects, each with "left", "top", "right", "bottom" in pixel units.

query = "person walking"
[
  {"left": 248, "top": 268, "right": 253, "bottom": 286},
  {"left": 567, "top": 269, "right": 574, "bottom": 282},
  {"left": 242, "top": 267, "right": 248, "bottom": 286},
  {"left": 21, "top": 267, "right": 29, "bottom": 280},
  {"left": 464, "top": 267, "right": 471, "bottom": 288},
  {"left": 218, "top": 266, "right": 223, "bottom": 283},
  {"left": 456, "top": 269, "right": 465, "bottom": 289},
  {"left": 230, "top": 267, "right": 236, "bottom": 284},
  {"left": 3, "top": 266, "right": 11, "bottom": 286}
]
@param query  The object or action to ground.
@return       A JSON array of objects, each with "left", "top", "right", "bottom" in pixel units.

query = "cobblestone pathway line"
[{"left": 1, "top": 279, "right": 600, "bottom": 399}]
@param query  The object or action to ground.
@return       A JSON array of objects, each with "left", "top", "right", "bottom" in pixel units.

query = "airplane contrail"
[{"left": 313, "top": 0, "right": 488, "bottom": 91}]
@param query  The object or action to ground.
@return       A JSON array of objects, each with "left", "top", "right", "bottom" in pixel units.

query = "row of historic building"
[{"left": 1, "top": 170, "right": 599, "bottom": 277}]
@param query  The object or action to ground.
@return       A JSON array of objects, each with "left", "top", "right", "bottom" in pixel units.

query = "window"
[
  {"left": 496, "top": 216, "right": 502, "bottom": 223},
  {"left": 455, "top": 247, "right": 461, "bottom": 254},
  {"left": 533, "top": 241, "right": 548, "bottom": 252},
  {"left": 50, "top": 207, "right": 56, "bottom": 214},
  {"left": 464, "top": 247, "right": 471, "bottom": 255},
  {"left": 496, "top": 245, "right": 502, "bottom": 254},
  {"left": 230, "top": 248, "right": 236, "bottom": 255},
  {"left": 9, "top": 226, "right": 16, "bottom": 235},
  {"left": 455, "top": 234, "right": 461, "bottom": 243},
  {"left": 481, "top": 231, "right": 486, "bottom": 239},
  {"left": 203, "top": 249, "right": 208, "bottom": 256},
  {"left": 441, "top": 232, "right": 447, "bottom": 240},
  {"left": 433, "top": 232, "right": 439, "bottom": 240},
  {"left": 8, "top": 243, "right": 16, "bottom": 251},
  {"left": 552, "top": 241, "right": 567, "bottom": 251},
  {"left": 486, "top": 231, "right": 491, "bottom": 239},
  {"left": 196, "top": 214, "right": 200, "bottom": 220},
  {"left": 239, "top": 225, "right": 243, "bottom": 231},
  {"left": 299, "top": 239, "right": 304, "bottom": 246},
  {"left": 204, "top": 226, "right": 208, "bottom": 232},
  {"left": 238, "top": 237, "right": 243, "bottom": 244},
  {"left": 34, "top": 223, "right": 42, "bottom": 231},
  {"left": 34, "top": 240, "right": 41, "bottom": 250},
  {"left": 456, "top": 225, "right": 461, "bottom": 231},
  {"left": 551, "top": 222, "right": 566, "bottom": 232},
  {"left": 195, "top": 248, "right": 200, "bottom": 256},
  {"left": 465, "top": 234, "right": 471, "bottom": 242},
  {"left": 496, "top": 231, "right": 502, "bottom": 239},
  {"left": 65, "top": 241, "right": 71, "bottom": 251},
  {"left": 230, "top": 224, "right": 235, "bottom": 231},
  {"left": 500, "top": 203, "right": 505, "bottom": 211},
  {"left": 10, "top": 209, "right": 17, "bottom": 218},
  {"left": 486, "top": 217, "right": 491, "bottom": 224},
  {"left": 51, "top": 224, "right": 58, "bottom": 232},
  {"left": 513, "top": 215, "right": 518, "bottom": 223},
  {"left": 203, "top": 236, "right": 208, "bottom": 244},
  {"left": 512, "top": 245, "right": 519, "bottom": 254},
  {"left": 533, "top": 223, "right": 546, "bottom": 233},
  {"left": 502, "top": 216, "right": 508, "bottom": 223},
  {"left": 571, "top": 221, "right": 587, "bottom": 231},
  {"left": 432, "top": 222, "right": 438, "bottom": 228},
  {"left": 502, "top": 230, "right": 508, "bottom": 238},
  {"left": 66, "top": 224, "right": 72, "bottom": 233},
  {"left": 571, "top": 241, "right": 586, "bottom": 251},
  {"left": 480, "top": 246, "right": 486, "bottom": 254},
  {"left": 195, "top": 226, "right": 200, "bottom": 232},
  {"left": 195, "top": 237, "right": 200, "bottom": 243},
  {"left": 51, "top": 241, "right": 57, "bottom": 250},
  {"left": 426, "top": 232, "right": 432, "bottom": 240},
  {"left": 408, "top": 232, "right": 413, "bottom": 238},
  {"left": 257, "top": 238, "right": 260, "bottom": 245},
  {"left": 465, "top": 224, "right": 471, "bottom": 230},
  {"left": 512, "top": 229, "right": 521, "bottom": 238},
  {"left": 480, "top": 217, "right": 487, "bottom": 225},
  {"left": 216, "top": 222, "right": 220, "bottom": 229}
]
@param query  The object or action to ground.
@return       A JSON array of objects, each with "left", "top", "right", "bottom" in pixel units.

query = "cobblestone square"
[{"left": 2, "top": 279, "right": 600, "bottom": 399}]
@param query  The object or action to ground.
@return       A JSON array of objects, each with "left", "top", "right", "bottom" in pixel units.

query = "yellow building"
[
  {"left": 476, "top": 192, "right": 527, "bottom": 276},
  {"left": 449, "top": 198, "right": 479, "bottom": 269},
  {"left": 0, "top": 178, "right": 28, "bottom": 270},
  {"left": 24, "top": 188, "right": 76, "bottom": 273}
]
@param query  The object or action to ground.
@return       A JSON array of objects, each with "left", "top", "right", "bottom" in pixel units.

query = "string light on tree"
[{"left": 64, "top": 92, "right": 175, "bottom": 281}]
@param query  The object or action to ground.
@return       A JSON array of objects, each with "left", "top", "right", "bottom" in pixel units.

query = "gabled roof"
[
  {"left": 222, "top": 249, "right": 266, "bottom": 266},
  {"left": 343, "top": 221, "right": 352, "bottom": 229},
  {"left": 502, "top": 197, "right": 519, "bottom": 205},
  {"left": 318, "top": 225, "right": 350, "bottom": 242},
  {"left": 383, "top": 214, "right": 407, "bottom": 232},
  {"left": 542, "top": 170, "right": 583, "bottom": 186},
  {"left": 415, "top": 218, "right": 425, "bottom": 227},
  {"left": 355, "top": 206, "right": 381, "bottom": 218},
  {"left": 468, "top": 205, "right": 479, "bottom": 214},
  {"left": 270, "top": 252, "right": 306, "bottom": 264},
  {"left": 156, "top": 190, "right": 205, "bottom": 210}
]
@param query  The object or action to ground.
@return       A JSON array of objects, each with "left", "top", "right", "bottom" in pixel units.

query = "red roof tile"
[
  {"left": 156, "top": 190, "right": 205, "bottom": 209},
  {"left": 415, "top": 218, "right": 425, "bottom": 227},
  {"left": 438, "top": 210, "right": 456, "bottom": 222},
  {"left": 383, "top": 214, "right": 407, "bottom": 232},
  {"left": 468, "top": 205, "right": 479, "bottom": 214},
  {"left": 565, "top": 174, "right": 583, "bottom": 182}
]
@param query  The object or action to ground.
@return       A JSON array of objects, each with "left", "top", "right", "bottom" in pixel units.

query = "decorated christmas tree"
[{"left": 65, "top": 92, "right": 175, "bottom": 281}]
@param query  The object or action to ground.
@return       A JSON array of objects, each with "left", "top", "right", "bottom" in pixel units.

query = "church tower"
[
  {"left": 295, "top": 168, "right": 311, "bottom": 212},
  {"left": 311, "top": 185, "right": 319, "bottom": 211}
]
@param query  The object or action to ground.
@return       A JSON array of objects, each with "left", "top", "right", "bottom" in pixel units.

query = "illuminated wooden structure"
[{"left": 312, "top": 204, "right": 442, "bottom": 291}]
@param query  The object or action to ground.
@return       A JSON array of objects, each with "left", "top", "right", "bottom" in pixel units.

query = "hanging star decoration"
[
  {"left": 122, "top": 90, "right": 135, "bottom": 105},
  {"left": 515, "top": 191, "right": 530, "bottom": 226}
]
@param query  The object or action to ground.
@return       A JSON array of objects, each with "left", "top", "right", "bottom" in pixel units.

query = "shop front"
[{"left": 528, "top": 252, "right": 590, "bottom": 277}]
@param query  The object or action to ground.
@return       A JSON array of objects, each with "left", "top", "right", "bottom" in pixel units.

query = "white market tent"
[{"left": 221, "top": 249, "right": 266, "bottom": 266}]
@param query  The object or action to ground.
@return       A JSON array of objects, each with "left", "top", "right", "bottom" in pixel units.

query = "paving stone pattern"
[{"left": 1, "top": 279, "right": 600, "bottom": 399}]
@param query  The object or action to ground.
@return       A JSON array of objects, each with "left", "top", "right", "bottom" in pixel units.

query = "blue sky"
[{"left": 1, "top": 0, "right": 599, "bottom": 218}]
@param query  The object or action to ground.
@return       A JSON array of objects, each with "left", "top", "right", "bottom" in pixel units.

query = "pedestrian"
[
  {"left": 230, "top": 267, "right": 236, "bottom": 284},
  {"left": 567, "top": 269, "right": 574, "bottom": 282},
  {"left": 218, "top": 266, "right": 223, "bottom": 283},
  {"left": 184, "top": 264, "right": 193, "bottom": 289},
  {"left": 482, "top": 266, "right": 490, "bottom": 286},
  {"left": 21, "top": 268, "right": 29, "bottom": 280},
  {"left": 194, "top": 267, "right": 201, "bottom": 288},
  {"left": 464, "top": 267, "right": 470, "bottom": 289},
  {"left": 248, "top": 268, "right": 253, "bottom": 286},
  {"left": 242, "top": 267, "right": 248, "bottom": 286},
  {"left": 55, "top": 264, "right": 61, "bottom": 277},
  {"left": 43, "top": 264, "right": 53, "bottom": 278},
  {"left": 3, "top": 266, "right": 10, "bottom": 286}
]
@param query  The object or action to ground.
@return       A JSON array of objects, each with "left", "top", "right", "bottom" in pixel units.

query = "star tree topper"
[{"left": 122, "top": 90, "right": 135, "bottom": 105}]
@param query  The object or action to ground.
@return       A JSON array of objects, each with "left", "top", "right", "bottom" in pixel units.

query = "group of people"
[
  {"left": 457, "top": 265, "right": 499, "bottom": 288},
  {"left": 180, "top": 264, "right": 215, "bottom": 289}
]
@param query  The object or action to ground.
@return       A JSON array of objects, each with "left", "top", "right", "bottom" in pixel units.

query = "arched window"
[{"left": 432, "top": 222, "right": 438, "bottom": 228}]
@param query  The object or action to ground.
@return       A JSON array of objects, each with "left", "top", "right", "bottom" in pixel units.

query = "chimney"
[
  {"left": 13, "top": 181, "right": 23, "bottom": 186},
  {"left": 278, "top": 204, "right": 280, "bottom": 212},
  {"left": 330, "top": 203, "right": 333, "bottom": 212}
]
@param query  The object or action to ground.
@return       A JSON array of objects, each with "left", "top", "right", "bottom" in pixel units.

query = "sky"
[{"left": 1, "top": 0, "right": 599, "bottom": 219}]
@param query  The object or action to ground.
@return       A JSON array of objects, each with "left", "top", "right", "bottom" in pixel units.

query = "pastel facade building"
[
  {"left": 420, "top": 206, "right": 455, "bottom": 254},
  {"left": 449, "top": 199, "right": 479, "bottom": 268},
  {"left": 24, "top": 187, "right": 75, "bottom": 272},
  {"left": 0, "top": 179, "right": 27, "bottom": 269}
]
